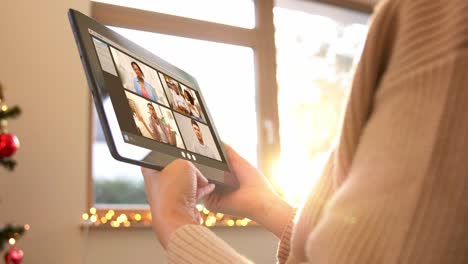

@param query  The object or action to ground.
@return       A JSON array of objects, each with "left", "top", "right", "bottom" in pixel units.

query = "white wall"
[{"left": 0, "top": 0, "right": 278, "bottom": 263}]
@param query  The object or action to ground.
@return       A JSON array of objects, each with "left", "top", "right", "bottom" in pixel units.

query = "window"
[
  {"left": 273, "top": 1, "right": 370, "bottom": 205},
  {"left": 86, "top": 0, "right": 374, "bottom": 227}
]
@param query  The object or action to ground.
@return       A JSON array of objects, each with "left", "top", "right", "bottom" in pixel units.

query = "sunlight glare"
[
  {"left": 272, "top": 151, "right": 329, "bottom": 206},
  {"left": 274, "top": 6, "right": 368, "bottom": 205}
]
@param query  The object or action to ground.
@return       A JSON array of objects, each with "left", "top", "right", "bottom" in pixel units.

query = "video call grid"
[{"left": 92, "top": 35, "right": 221, "bottom": 161}]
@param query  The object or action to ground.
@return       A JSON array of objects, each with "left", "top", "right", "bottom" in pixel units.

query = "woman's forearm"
[{"left": 252, "top": 193, "right": 294, "bottom": 238}]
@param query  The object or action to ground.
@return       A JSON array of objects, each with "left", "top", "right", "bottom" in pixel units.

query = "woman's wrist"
[
  {"left": 153, "top": 207, "right": 199, "bottom": 249},
  {"left": 251, "top": 192, "right": 294, "bottom": 238}
]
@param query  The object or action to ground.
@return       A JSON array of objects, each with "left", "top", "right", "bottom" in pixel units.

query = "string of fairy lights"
[{"left": 81, "top": 206, "right": 252, "bottom": 228}]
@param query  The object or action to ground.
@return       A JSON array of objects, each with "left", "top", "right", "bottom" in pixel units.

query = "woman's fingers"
[
  {"left": 224, "top": 143, "right": 261, "bottom": 184},
  {"left": 195, "top": 168, "right": 209, "bottom": 187},
  {"left": 196, "top": 184, "right": 216, "bottom": 200},
  {"left": 141, "top": 166, "right": 160, "bottom": 178}
]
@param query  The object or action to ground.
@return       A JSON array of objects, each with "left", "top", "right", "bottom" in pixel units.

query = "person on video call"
[
  {"left": 128, "top": 99, "right": 153, "bottom": 139},
  {"left": 183, "top": 89, "right": 203, "bottom": 121},
  {"left": 190, "top": 120, "right": 216, "bottom": 159},
  {"left": 131, "top": 61, "right": 159, "bottom": 102},
  {"left": 146, "top": 103, "right": 174, "bottom": 145},
  {"left": 141, "top": 0, "right": 468, "bottom": 263},
  {"left": 166, "top": 77, "right": 190, "bottom": 115}
]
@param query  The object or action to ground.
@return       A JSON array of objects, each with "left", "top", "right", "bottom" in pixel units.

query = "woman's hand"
[
  {"left": 142, "top": 160, "right": 215, "bottom": 248},
  {"left": 204, "top": 145, "right": 294, "bottom": 238}
]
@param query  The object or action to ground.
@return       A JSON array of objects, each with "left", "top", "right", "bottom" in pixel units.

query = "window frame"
[{"left": 85, "top": 0, "right": 375, "bottom": 228}]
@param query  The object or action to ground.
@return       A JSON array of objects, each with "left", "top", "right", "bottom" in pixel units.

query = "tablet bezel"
[{"left": 69, "top": 9, "right": 238, "bottom": 191}]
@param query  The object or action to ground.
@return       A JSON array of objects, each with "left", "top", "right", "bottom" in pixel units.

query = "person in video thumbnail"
[
  {"left": 128, "top": 99, "right": 153, "bottom": 139},
  {"left": 191, "top": 119, "right": 216, "bottom": 159},
  {"left": 183, "top": 89, "right": 202, "bottom": 121},
  {"left": 131, "top": 61, "right": 158, "bottom": 102},
  {"left": 166, "top": 77, "right": 190, "bottom": 115},
  {"left": 146, "top": 103, "right": 175, "bottom": 145}
]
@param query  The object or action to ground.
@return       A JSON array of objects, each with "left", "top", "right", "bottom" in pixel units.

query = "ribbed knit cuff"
[
  {"left": 276, "top": 208, "right": 298, "bottom": 264},
  {"left": 167, "top": 224, "right": 252, "bottom": 264}
]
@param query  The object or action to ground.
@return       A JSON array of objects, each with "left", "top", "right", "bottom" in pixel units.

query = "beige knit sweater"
[{"left": 166, "top": 0, "right": 468, "bottom": 263}]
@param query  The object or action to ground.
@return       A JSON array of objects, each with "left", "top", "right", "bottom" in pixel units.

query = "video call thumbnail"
[
  {"left": 93, "top": 35, "right": 222, "bottom": 161},
  {"left": 126, "top": 91, "right": 185, "bottom": 149},
  {"left": 110, "top": 47, "right": 169, "bottom": 107},
  {"left": 181, "top": 83, "right": 206, "bottom": 123},
  {"left": 174, "top": 112, "right": 221, "bottom": 161},
  {"left": 159, "top": 73, "right": 206, "bottom": 123}
]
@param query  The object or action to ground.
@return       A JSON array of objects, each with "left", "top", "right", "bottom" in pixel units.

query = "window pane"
[
  {"left": 93, "top": 0, "right": 255, "bottom": 29},
  {"left": 93, "top": 109, "right": 148, "bottom": 206},
  {"left": 93, "top": 28, "right": 256, "bottom": 206},
  {"left": 274, "top": 2, "right": 369, "bottom": 205}
]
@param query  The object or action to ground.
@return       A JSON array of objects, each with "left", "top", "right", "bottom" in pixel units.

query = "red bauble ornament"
[
  {"left": 4, "top": 247, "right": 24, "bottom": 264},
  {"left": 0, "top": 133, "right": 20, "bottom": 157}
]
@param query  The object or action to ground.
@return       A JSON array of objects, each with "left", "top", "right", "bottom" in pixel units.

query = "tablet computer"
[{"left": 68, "top": 9, "right": 238, "bottom": 191}]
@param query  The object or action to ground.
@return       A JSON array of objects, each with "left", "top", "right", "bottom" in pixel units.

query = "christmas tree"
[
  {"left": 0, "top": 83, "right": 27, "bottom": 264},
  {"left": 0, "top": 83, "right": 21, "bottom": 170}
]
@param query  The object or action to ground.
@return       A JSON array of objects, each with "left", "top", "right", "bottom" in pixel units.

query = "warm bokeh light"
[
  {"left": 134, "top": 213, "right": 142, "bottom": 221},
  {"left": 81, "top": 208, "right": 255, "bottom": 228},
  {"left": 8, "top": 238, "right": 16, "bottom": 245},
  {"left": 240, "top": 219, "right": 249, "bottom": 226},
  {"left": 82, "top": 213, "right": 89, "bottom": 221},
  {"left": 196, "top": 204, "right": 204, "bottom": 212},
  {"left": 90, "top": 215, "right": 98, "bottom": 223},
  {"left": 215, "top": 213, "right": 224, "bottom": 220},
  {"left": 117, "top": 214, "right": 128, "bottom": 223},
  {"left": 205, "top": 215, "right": 216, "bottom": 227}
]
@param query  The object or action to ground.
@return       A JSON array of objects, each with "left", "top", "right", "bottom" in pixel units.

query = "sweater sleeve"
[
  {"left": 167, "top": 224, "right": 253, "bottom": 263},
  {"left": 276, "top": 209, "right": 297, "bottom": 264}
]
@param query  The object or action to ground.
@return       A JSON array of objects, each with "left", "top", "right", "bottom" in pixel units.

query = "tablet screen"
[{"left": 90, "top": 31, "right": 224, "bottom": 165}]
